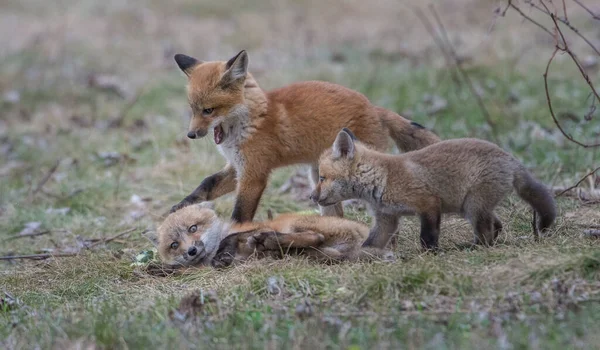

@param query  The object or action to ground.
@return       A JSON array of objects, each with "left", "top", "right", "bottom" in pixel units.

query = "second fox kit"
[
  {"left": 170, "top": 50, "right": 440, "bottom": 223},
  {"left": 147, "top": 203, "right": 391, "bottom": 267},
  {"left": 311, "top": 129, "right": 556, "bottom": 249}
]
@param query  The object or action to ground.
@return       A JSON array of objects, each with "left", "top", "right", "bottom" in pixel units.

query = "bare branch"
[
  {"left": 427, "top": 5, "right": 499, "bottom": 142},
  {"left": 0, "top": 253, "right": 77, "bottom": 261},
  {"left": 555, "top": 165, "right": 600, "bottom": 197},
  {"left": 508, "top": 2, "right": 554, "bottom": 37},
  {"left": 31, "top": 160, "right": 60, "bottom": 198},
  {"left": 528, "top": 0, "right": 600, "bottom": 56},
  {"left": 87, "top": 227, "right": 138, "bottom": 249},
  {"left": 413, "top": 7, "right": 462, "bottom": 87},
  {"left": 573, "top": 0, "right": 600, "bottom": 20}
]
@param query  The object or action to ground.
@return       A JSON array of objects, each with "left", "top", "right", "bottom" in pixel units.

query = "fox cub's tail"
[
  {"left": 377, "top": 107, "right": 441, "bottom": 152},
  {"left": 513, "top": 166, "right": 557, "bottom": 235}
]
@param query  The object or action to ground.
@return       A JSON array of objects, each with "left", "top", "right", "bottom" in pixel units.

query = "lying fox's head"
[
  {"left": 146, "top": 203, "right": 226, "bottom": 266},
  {"left": 311, "top": 128, "right": 361, "bottom": 206},
  {"left": 174, "top": 50, "right": 250, "bottom": 145}
]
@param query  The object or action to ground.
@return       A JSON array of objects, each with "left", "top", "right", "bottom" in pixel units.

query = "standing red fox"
[
  {"left": 312, "top": 129, "right": 556, "bottom": 249},
  {"left": 169, "top": 50, "right": 440, "bottom": 223}
]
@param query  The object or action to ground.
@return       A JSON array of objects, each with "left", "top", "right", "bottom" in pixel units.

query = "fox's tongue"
[{"left": 214, "top": 124, "right": 224, "bottom": 145}]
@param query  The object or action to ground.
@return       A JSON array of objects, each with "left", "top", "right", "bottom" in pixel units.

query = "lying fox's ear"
[
  {"left": 174, "top": 54, "right": 202, "bottom": 77},
  {"left": 332, "top": 129, "right": 355, "bottom": 160},
  {"left": 142, "top": 228, "right": 159, "bottom": 247},
  {"left": 220, "top": 50, "right": 248, "bottom": 87}
]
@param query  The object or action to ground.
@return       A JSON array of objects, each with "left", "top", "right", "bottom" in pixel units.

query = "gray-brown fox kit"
[
  {"left": 170, "top": 50, "right": 440, "bottom": 223},
  {"left": 311, "top": 129, "right": 556, "bottom": 249},
  {"left": 146, "top": 203, "right": 392, "bottom": 267}
]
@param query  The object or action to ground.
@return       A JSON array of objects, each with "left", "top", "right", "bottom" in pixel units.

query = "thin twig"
[
  {"left": 562, "top": 0, "right": 568, "bottom": 22},
  {"left": 555, "top": 166, "right": 600, "bottom": 197},
  {"left": 109, "top": 86, "right": 147, "bottom": 127},
  {"left": 573, "top": 0, "right": 600, "bottom": 20},
  {"left": 2, "top": 230, "right": 62, "bottom": 242},
  {"left": 428, "top": 4, "right": 499, "bottom": 142},
  {"left": 31, "top": 160, "right": 60, "bottom": 197},
  {"left": 509, "top": 2, "right": 554, "bottom": 37},
  {"left": 413, "top": 7, "right": 462, "bottom": 87},
  {"left": 0, "top": 253, "right": 77, "bottom": 261},
  {"left": 87, "top": 227, "right": 137, "bottom": 248},
  {"left": 540, "top": 11, "right": 600, "bottom": 148},
  {"left": 529, "top": 0, "right": 600, "bottom": 56}
]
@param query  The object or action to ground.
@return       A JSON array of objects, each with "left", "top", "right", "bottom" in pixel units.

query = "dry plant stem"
[
  {"left": 413, "top": 7, "right": 462, "bottom": 87},
  {"left": 529, "top": 0, "right": 600, "bottom": 56},
  {"left": 87, "top": 227, "right": 138, "bottom": 248},
  {"left": 573, "top": 0, "right": 600, "bottom": 20},
  {"left": 31, "top": 160, "right": 60, "bottom": 198},
  {"left": 555, "top": 166, "right": 600, "bottom": 197},
  {"left": 0, "top": 253, "right": 78, "bottom": 261},
  {"left": 541, "top": 15, "right": 600, "bottom": 148},
  {"left": 583, "top": 229, "right": 600, "bottom": 237},
  {"left": 428, "top": 5, "right": 499, "bottom": 142},
  {"left": 508, "top": 2, "right": 554, "bottom": 37},
  {"left": 2, "top": 230, "right": 61, "bottom": 242}
]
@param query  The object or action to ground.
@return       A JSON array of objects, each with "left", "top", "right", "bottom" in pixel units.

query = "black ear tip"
[
  {"left": 174, "top": 54, "right": 199, "bottom": 71},
  {"left": 341, "top": 128, "right": 357, "bottom": 140}
]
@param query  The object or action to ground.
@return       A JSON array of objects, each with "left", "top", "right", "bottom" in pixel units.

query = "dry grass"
[{"left": 1, "top": 0, "right": 600, "bottom": 348}]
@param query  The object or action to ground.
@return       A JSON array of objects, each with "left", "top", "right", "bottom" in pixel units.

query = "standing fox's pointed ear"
[
  {"left": 220, "top": 50, "right": 248, "bottom": 87},
  {"left": 332, "top": 129, "right": 355, "bottom": 160},
  {"left": 174, "top": 54, "right": 202, "bottom": 77},
  {"left": 142, "top": 228, "right": 159, "bottom": 247}
]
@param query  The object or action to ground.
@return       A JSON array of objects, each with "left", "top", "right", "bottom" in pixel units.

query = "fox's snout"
[
  {"left": 309, "top": 187, "right": 321, "bottom": 203},
  {"left": 187, "top": 129, "right": 208, "bottom": 139}
]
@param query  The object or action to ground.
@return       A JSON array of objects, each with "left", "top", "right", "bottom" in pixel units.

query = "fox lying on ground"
[
  {"left": 311, "top": 129, "right": 556, "bottom": 249},
  {"left": 169, "top": 50, "right": 440, "bottom": 225},
  {"left": 146, "top": 203, "right": 393, "bottom": 267}
]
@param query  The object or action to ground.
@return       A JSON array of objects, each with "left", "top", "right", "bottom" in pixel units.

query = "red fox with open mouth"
[{"left": 169, "top": 50, "right": 440, "bottom": 227}]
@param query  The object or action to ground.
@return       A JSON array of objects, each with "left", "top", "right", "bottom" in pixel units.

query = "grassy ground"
[{"left": 1, "top": 0, "right": 600, "bottom": 348}]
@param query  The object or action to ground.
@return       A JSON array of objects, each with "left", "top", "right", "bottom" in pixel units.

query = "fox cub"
[
  {"left": 312, "top": 129, "right": 556, "bottom": 249},
  {"left": 170, "top": 50, "right": 440, "bottom": 223},
  {"left": 146, "top": 203, "right": 392, "bottom": 267}
]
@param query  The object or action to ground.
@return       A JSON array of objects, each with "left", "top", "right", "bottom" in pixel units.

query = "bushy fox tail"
[
  {"left": 377, "top": 107, "right": 441, "bottom": 152},
  {"left": 513, "top": 166, "right": 557, "bottom": 237}
]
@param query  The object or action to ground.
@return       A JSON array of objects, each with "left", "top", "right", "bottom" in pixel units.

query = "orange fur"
[{"left": 170, "top": 51, "right": 441, "bottom": 223}]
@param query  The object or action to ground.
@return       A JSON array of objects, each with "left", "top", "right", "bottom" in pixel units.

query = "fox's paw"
[
  {"left": 248, "top": 231, "right": 281, "bottom": 251},
  {"left": 211, "top": 253, "right": 234, "bottom": 269}
]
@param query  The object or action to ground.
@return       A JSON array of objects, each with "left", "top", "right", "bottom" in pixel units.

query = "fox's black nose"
[
  {"left": 188, "top": 246, "right": 198, "bottom": 256},
  {"left": 187, "top": 131, "right": 196, "bottom": 139}
]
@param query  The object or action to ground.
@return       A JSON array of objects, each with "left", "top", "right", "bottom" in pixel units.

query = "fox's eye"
[
  {"left": 319, "top": 176, "right": 325, "bottom": 182},
  {"left": 170, "top": 242, "right": 179, "bottom": 250},
  {"left": 188, "top": 225, "right": 197, "bottom": 233},
  {"left": 202, "top": 108, "right": 214, "bottom": 116}
]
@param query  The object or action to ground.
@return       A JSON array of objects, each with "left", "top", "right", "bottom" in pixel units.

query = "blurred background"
[{"left": 0, "top": 0, "right": 599, "bottom": 241}]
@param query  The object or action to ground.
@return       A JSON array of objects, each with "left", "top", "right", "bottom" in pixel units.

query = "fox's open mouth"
[{"left": 214, "top": 124, "right": 224, "bottom": 145}]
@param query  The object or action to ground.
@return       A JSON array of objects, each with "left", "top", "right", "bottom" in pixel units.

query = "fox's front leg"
[
  {"left": 170, "top": 165, "right": 237, "bottom": 213},
  {"left": 362, "top": 212, "right": 399, "bottom": 249},
  {"left": 231, "top": 174, "right": 269, "bottom": 223}
]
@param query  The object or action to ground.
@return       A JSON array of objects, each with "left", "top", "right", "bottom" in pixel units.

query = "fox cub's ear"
[
  {"left": 332, "top": 129, "right": 355, "bottom": 160},
  {"left": 174, "top": 54, "right": 202, "bottom": 77},
  {"left": 142, "top": 228, "right": 159, "bottom": 247},
  {"left": 220, "top": 50, "right": 248, "bottom": 87}
]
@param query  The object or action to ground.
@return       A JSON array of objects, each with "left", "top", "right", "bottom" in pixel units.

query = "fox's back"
[
  {"left": 264, "top": 81, "right": 388, "bottom": 159},
  {"left": 404, "top": 138, "right": 520, "bottom": 208}
]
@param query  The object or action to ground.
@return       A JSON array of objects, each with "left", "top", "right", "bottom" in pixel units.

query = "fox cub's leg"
[
  {"left": 419, "top": 209, "right": 441, "bottom": 251},
  {"left": 249, "top": 230, "right": 325, "bottom": 251},
  {"left": 231, "top": 174, "right": 269, "bottom": 223},
  {"left": 171, "top": 165, "right": 237, "bottom": 213},
  {"left": 363, "top": 212, "right": 399, "bottom": 249},
  {"left": 493, "top": 214, "right": 503, "bottom": 239},
  {"left": 310, "top": 164, "right": 344, "bottom": 217}
]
